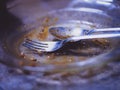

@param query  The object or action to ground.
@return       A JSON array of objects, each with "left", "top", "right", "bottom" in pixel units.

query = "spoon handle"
[
  {"left": 70, "top": 33, "right": 120, "bottom": 42},
  {"left": 93, "top": 27, "right": 120, "bottom": 32}
]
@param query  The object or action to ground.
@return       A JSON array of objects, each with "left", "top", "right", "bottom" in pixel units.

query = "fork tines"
[{"left": 23, "top": 39, "right": 47, "bottom": 51}]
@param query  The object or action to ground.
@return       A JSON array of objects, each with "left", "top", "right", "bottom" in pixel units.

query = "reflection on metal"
[
  {"left": 64, "top": 8, "right": 109, "bottom": 16},
  {"left": 68, "top": 0, "right": 115, "bottom": 8},
  {"left": 100, "top": 0, "right": 113, "bottom": 2},
  {"left": 96, "top": 0, "right": 114, "bottom": 7}
]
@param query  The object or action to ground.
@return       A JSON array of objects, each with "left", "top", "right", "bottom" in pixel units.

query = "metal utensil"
[
  {"left": 23, "top": 33, "right": 120, "bottom": 52},
  {"left": 49, "top": 27, "right": 120, "bottom": 39}
]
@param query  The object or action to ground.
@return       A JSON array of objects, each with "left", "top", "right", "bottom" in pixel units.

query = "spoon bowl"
[{"left": 49, "top": 26, "right": 84, "bottom": 39}]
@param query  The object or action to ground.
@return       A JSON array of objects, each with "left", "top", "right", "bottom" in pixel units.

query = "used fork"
[{"left": 23, "top": 33, "right": 120, "bottom": 52}]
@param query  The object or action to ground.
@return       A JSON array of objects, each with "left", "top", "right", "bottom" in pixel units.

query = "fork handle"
[{"left": 69, "top": 33, "right": 120, "bottom": 42}]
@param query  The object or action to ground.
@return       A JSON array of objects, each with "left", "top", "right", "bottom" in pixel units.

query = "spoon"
[{"left": 49, "top": 26, "right": 120, "bottom": 39}]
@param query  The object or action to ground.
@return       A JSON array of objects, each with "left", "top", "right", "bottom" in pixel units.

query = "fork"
[{"left": 23, "top": 33, "right": 120, "bottom": 52}]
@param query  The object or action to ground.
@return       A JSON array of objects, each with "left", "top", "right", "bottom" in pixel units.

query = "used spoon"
[{"left": 49, "top": 26, "right": 120, "bottom": 39}]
